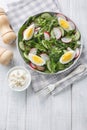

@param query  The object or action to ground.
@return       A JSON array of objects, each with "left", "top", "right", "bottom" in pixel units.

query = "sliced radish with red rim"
[
  {"left": 68, "top": 20, "right": 76, "bottom": 30},
  {"left": 61, "top": 37, "right": 72, "bottom": 43},
  {"left": 75, "top": 48, "right": 80, "bottom": 58},
  {"left": 56, "top": 13, "right": 66, "bottom": 20},
  {"left": 34, "top": 27, "right": 41, "bottom": 34},
  {"left": 29, "top": 62, "right": 36, "bottom": 69},
  {"left": 35, "top": 27, "right": 41, "bottom": 31},
  {"left": 40, "top": 53, "right": 49, "bottom": 61},
  {"left": 53, "top": 27, "right": 62, "bottom": 39},
  {"left": 29, "top": 48, "right": 37, "bottom": 55},
  {"left": 44, "top": 31, "right": 50, "bottom": 40}
]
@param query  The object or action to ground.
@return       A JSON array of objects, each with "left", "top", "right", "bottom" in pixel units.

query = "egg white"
[
  {"left": 60, "top": 51, "right": 75, "bottom": 64},
  {"left": 23, "top": 24, "right": 35, "bottom": 40},
  {"left": 28, "top": 53, "right": 46, "bottom": 66},
  {"left": 58, "top": 18, "right": 72, "bottom": 31}
]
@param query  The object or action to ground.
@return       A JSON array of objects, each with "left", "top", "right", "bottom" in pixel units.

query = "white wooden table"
[{"left": 0, "top": 0, "right": 87, "bottom": 130}]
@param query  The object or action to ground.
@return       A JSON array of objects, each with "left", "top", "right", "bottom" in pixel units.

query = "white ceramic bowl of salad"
[
  {"left": 7, "top": 66, "right": 31, "bottom": 91},
  {"left": 18, "top": 12, "right": 82, "bottom": 74}
]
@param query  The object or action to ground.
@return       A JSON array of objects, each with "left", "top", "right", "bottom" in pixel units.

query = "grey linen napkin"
[
  {"left": 7, "top": 0, "right": 60, "bottom": 32},
  {"left": 6, "top": 0, "right": 87, "bottom": 93}
]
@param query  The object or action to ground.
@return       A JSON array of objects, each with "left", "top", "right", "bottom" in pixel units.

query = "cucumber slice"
[
  {"left": 41, "top": 13, "right": 52, "bottom": 19},
  {"left": 47, "top": 60, "right": 51, "bottom": 72},
  {"left": 58, "top": 27, "right": 64, "bottom": 36},
  {"left": 19, "top": 41, "right": 25, "bottom": 51},
  {"left": 51, "top": 30, "right": 55, "bottom": 38},
  {"left": 47, "top": 60, "right": 57, "bottom": 73},
  {"left": 23, "top": 52, "right": 29, "bottom": 60},
  {"left": 73, "top": 30, "right": 81, "bottom": 41}
]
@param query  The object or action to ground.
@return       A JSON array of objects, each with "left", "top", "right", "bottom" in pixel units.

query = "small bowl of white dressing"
[{"left": 7, "top": 66, "right": 31, "bottom": 91}]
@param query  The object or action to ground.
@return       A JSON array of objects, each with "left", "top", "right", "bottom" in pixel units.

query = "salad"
[{"left": 18, "top": 12, "right": 81, "bottom": 74}]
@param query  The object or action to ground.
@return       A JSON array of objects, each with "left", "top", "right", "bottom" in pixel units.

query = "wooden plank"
[
  {"left": 58, "top": 0, "right": 71, "bottom": 15},
  {"left": 70, "top": 0, "right": 87, "bottom": 130},
  {"left": 72, "top": 79, "right": 87, "bottom": 130},
  {"left": 6, "top": 91, "right": 26, "bottom": 130},
  {"left": 26, "top": 87, "right": 71, "bottom": 130}
]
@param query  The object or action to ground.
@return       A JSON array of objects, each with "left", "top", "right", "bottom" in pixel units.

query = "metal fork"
[{"left": 37, "top": 64, "right": 87, "bottom": 96}]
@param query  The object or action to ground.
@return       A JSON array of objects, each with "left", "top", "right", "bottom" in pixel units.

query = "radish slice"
[
  {"left": 36, "top": 66, "right": 45, "bottom": 71},
  {"left": 61, "top": 37, "right": 72, "bottom": 43},
  {"left": 29, "top": 48, "right": 37, "bottom": 55},
  {"left": 44, "top": 31, "right": 50, "bottom": 40},
  {"left": 73, "top": 30, "right": 81, "bottom": 41},
  {"left": 35, "top": 27, "right": 41, "bottom": 31},
  {"left": 75, "top": 48, "right": 80, "bottom": 58},
  {"left": 34, "top": 31, "right": 38, "bottom": 35},
  {"left": 68, "top": 20, "right": 76, "bottom": 30},
  {"left": 56, "top": 13, "right": 66, "bottom": 20},
  {"left": 53, "top": 27, "right": 61, "bottom": 39},
  {"left": 30, "top": 62, "right": 36, "bottom": 69},
  {"left": 34, "top": 27, "right": 41, "bottom": 34},
  {"left": 40, "top": 53, "right": 49, "bottom": 61}
]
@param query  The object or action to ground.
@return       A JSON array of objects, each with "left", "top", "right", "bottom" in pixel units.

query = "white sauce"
[{"left": 8, "top": 68, "right": 29, "bottom": 88}]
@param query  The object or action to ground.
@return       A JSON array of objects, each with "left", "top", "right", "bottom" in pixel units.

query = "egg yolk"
[
  {"left": 59, "top": 19, "right": 70, "bottom": 29},
  {"left": 32, "top": 55, "right": 44, "bottom": 64},
  {"left": 26, "top": 28, "right": 33, "bottom": 38},
  {"left": 62, "top": 52, "right": 73, "bottom": 62}
]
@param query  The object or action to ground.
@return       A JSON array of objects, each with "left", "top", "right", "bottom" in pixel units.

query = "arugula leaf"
[
  {"left": 49, "top": 47, "right": 63, "bottom": 62},
  {"left": 47, "top": 60, "right": 57, "bottom": 73},
  {"left": 35, "top": 44, "right": 47, "bottom": 52},
  {"left": 57, "top": 62, "right": 65, "bottom": 70}
]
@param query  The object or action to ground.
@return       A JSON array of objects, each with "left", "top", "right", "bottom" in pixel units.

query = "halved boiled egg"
[
  {"left": 23, "top": 24, "right": 35, "bottom": 40},
  {"left": 60, "top": 51, "right": 75, "bottom": 64},
  {"left": 28, "top": 53, "right": 45, "bottom": 66},
  {"left": 58, "top": 18, "right": 72, "bottom": 31}
]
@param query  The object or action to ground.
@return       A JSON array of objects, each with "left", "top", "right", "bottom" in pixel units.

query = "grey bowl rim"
[{"left": 17, "top": 11, "right": 83, "bottom": 75}]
